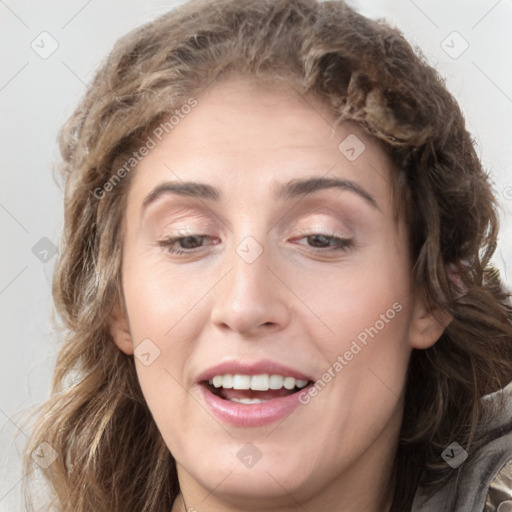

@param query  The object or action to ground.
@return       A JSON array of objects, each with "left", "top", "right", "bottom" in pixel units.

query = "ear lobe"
[
  {"left": 409, "top": 296, "right": 452, "bottom": 350},
  {"left": 109, "top": 301, "right": 134, "bottom": 355}
]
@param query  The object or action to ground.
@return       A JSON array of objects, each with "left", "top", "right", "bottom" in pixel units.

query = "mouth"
[
  {"left": 202, "top": 374, "right": 312, "bottom": 404},
  {"left": 196, "top": 362, "right": 315, "bottom": 427}
]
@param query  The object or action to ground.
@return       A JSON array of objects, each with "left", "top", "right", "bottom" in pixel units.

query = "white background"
[{"left": 1, "top": 1, "right": 511, "bottom": 510}]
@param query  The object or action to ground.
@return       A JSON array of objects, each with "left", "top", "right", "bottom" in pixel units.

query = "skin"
[{"left": 110, "top": 76, "right": 447, "bottom": 512}]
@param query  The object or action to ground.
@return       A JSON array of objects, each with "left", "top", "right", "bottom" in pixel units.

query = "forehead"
[{"left": 125, "top": 76, "right": 394, "bottom": 212}]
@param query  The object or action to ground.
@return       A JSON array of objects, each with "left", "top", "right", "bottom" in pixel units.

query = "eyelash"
[{"left": 157, "top": 230, "right": 354, "bottom": 256}]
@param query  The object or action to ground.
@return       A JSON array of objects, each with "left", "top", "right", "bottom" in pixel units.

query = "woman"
[{"left": 23, "top": 0, "right": 512, "bottom": 510}]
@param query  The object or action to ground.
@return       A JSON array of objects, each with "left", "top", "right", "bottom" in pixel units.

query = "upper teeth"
[{"left": 208, "top": 374, "right": 309, "bottom": 391}]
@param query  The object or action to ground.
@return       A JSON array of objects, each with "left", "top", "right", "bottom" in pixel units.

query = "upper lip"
[{"left": 196, "top": 360, "right": 314, "bottom": 384}]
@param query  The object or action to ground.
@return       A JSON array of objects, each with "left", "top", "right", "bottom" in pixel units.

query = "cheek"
[
  {"left": 123, "top": 256, "right": 206, "bottom": 341},
  {"left": 291, "top": 236, "right": 414, "bottom": 417},
  {"left": 121, "top": 256, "right": 214, "bottom": 418},
  {"left": 293, "top": 235, "right": 412, "bottom": 356},
  {"left": 123, "top": 261, "right": 208, "bottom": 439}
]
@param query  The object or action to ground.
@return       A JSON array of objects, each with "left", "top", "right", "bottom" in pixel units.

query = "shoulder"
[
  {"left": 412, "top": 384, "right": 512, "bottom": 512},
  {"left": 484, "top": 457, "right": 512, "bottom": 511}
]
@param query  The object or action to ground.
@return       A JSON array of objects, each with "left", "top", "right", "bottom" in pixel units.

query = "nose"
[{"left": 210, "top": 240, "right": 291, "bottom": 336}]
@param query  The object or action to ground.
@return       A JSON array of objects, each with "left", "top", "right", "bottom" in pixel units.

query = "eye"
[
  {"left": 292, "top": 230, "right": 354, "bottom": 253},
  {"left": 158, "top": 235, "right": 218, "bottom": 255}
]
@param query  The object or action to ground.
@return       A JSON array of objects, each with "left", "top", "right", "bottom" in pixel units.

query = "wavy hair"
[{"left": 22, "top": 0, "right": 512, "bottom": 510}]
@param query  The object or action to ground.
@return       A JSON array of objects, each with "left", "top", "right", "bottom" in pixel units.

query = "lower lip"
[{"left": 198, "top": 384, "right": 309, "bottom": 427}]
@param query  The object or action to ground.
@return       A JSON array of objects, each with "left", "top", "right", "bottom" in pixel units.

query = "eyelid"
[
  {"left": 151, "top": 208, "right": 357, "bottom": 250},
  {"left": 154, "top": 221, "right": 214, "bottom": 239},
  {"left": 293, "top": 219, "right": 354, "bottom": 238}
]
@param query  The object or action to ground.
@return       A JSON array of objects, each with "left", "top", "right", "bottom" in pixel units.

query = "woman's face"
[{"left": 112, "top": 77, "right": 444, "bottom": 510}]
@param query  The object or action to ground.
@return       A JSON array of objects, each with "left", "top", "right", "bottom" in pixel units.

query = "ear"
[
  {"left": 409, "top": 293, "right": 452, "bottom": 350},
  {"left": 109, "top": 300, "right": 134, "bottom": 355}
]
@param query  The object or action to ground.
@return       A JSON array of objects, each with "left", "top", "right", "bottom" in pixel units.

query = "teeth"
[
  {"left": 250, "top": 374, "right": 269, "bottom": 391},
  {"left": 283, "top": 377, "right": 296, "bottom": 390},
  {"left": 222, "top": 374, "right": 233, "bottom": 388},
  {"left": 233, "top": 375, "right": 251, "bottom": 390},
  {"left": 269, "top": 375, "right": 284, "bottom": 389},
  {"left": 208, "top": 374, "right": 309, "bottom": 391}
]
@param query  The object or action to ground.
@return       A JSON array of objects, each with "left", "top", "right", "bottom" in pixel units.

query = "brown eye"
[
  {"left": 159, "top": 235, "right": 217, "bottom": 255},
  {"left": 293, "top": 231, "right": 354, "bottom": 253},
  {"left": 305, "top": 234, "right": 337, "bottom": 248}
]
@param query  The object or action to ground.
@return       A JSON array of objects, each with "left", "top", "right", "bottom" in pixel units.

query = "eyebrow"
[{"left": 142, "top": 176, "right": 379, "bottom": 212}]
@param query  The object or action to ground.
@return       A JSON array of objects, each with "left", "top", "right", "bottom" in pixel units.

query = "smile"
[
  {"left": 197, "top": 362, "right": 315, "bottom": 427},
  {"left": 207, "top": 374, "right": 309, "bottom": 404}
]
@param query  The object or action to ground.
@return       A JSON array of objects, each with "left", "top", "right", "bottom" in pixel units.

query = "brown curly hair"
[{"left": 21, "top": 0, "right": 512, "bottom": 510}]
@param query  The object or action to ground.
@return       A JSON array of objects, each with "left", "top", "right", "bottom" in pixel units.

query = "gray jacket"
[{"left": 412, "top": 385, "right": 512, "bottom": 512}]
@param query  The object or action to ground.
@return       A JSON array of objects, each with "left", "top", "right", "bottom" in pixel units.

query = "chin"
[{"left": 180, "top": 442, "right": 319, "bottom": 505}]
